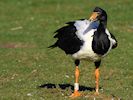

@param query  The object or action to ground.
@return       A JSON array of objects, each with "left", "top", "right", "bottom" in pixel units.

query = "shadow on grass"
[
  {"left": 38, "top": 84, "right": 122, "bottom": 100},
  {"left": 38, "top": 83, "right": 95, "bottom": 92}
]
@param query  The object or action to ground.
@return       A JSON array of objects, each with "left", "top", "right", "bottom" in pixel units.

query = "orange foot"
[{"left": 70, "top": 91, "right": 81, "bottom": 98}]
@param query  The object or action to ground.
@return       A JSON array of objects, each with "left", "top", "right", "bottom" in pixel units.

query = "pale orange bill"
[{"left": 89, "top": 12, "right": 99, "bottom": 21}]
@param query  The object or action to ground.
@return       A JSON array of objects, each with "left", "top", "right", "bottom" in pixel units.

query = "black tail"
[{"left": 48, "top": 42, "right": 58, "bottom": 48}]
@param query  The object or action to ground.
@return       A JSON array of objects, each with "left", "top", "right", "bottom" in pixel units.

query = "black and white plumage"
[
  {"left": 50, "top": 16, "right": 117, "bottom": 62},
  {"left": 49, "top": 7, "right": 117, "bottom": 97}
]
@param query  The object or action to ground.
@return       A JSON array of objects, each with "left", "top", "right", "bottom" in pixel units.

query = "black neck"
[
  {"left": 101, "top": 19, "right": 107, "bottom": 28},
  {"left": 97, "top": 19, "right": 107, "bottom": 32}
]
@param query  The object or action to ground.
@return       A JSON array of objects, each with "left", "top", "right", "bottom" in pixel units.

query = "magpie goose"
[{"left": 49, "top": 7, "right": 117, "bottom": 97}]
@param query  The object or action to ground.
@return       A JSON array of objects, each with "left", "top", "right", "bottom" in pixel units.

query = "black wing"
[
  {"left": 49, "top": 22, "right": 83, "bottom": 54},
  {"left": 110, "top": 32, "right": 118, "bottom": 49},
  {"left": 92, "top": 31, "right": 110, "bottom": 55}
]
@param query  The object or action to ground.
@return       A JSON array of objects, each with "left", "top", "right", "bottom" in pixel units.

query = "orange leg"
[
  {"left": 70, "top": 66, "right": 81, "bottom": 97},
  {"left": 95, "top": 67, "right": 100, "bottom": 95}
]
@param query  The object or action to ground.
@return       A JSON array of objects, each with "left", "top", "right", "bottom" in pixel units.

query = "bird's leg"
[
  {"left": 94, "top": 61, "right": 101, "bottom": 95},
  {"left": 95, "top": 67, "right": 100, "bottom": 95},
  {"left": 70, "top": 60, "right": 81, "bottom": 97}
]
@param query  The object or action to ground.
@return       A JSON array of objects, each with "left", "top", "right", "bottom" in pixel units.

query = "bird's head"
[{"left": 89, "top": 7, "right": 107, "bottom": 22}]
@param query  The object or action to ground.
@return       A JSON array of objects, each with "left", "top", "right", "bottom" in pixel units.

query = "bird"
[{"left": 49, "top": 7, "right": 117, "bottom": 97}]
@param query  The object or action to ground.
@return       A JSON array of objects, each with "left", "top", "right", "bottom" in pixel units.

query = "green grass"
[{"left": 0, "top": 0, "right": 133, "bottom": 99}]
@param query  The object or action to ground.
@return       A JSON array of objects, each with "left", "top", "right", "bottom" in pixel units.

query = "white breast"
[
  {"left": 71, "top": 20, "right": 101, "bottom": 61},
  {"left": 72, "top": 28, "right": 101, "bottom": 62}
]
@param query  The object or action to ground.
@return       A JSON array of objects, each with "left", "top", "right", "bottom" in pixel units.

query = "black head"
[{"left": 89, "top": 7, "right": 107, "bottom": 22}]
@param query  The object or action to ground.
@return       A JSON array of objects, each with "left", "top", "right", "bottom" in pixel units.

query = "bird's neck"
[{"left": 97, "top": 20, "right": 107, "bottom": 32}]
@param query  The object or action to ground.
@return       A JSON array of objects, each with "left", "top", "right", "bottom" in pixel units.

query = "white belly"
[{"left": 72, "top": 30, "right": 101, "bottom": 62}]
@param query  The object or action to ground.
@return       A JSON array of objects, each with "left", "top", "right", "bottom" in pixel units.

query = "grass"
[{"left": 0, "top": 0, "right": 133, "bottom": 99}]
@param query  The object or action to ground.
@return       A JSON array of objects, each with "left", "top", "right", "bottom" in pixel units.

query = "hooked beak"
[{"left": 89, "top": 12, "right": 100, "bottom": 21}]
